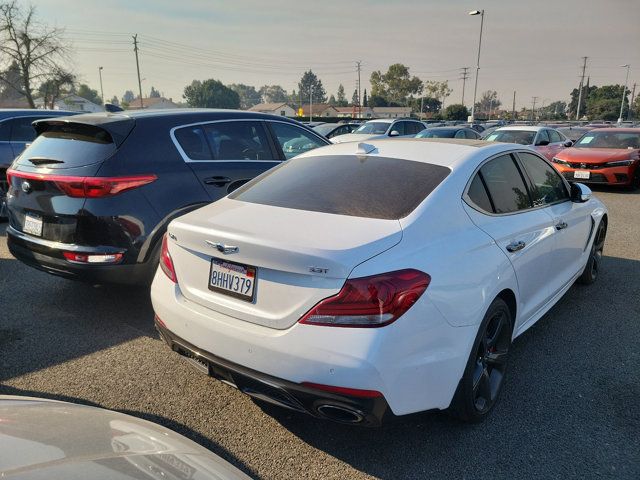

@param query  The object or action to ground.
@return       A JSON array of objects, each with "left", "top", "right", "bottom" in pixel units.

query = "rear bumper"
[
  {"left": 7, "top": 226, "right": 154, "bottom": 285},
  {"left": 554, "top": 163, "right": 636, "bottom": 185},
  {"left": 155, "top": 320, "right": 392, "bottom": 426}
]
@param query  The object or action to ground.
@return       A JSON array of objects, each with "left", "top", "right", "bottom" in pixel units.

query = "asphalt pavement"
[{"left": 1, "top": 186, "right": 639, "bottom": 480}]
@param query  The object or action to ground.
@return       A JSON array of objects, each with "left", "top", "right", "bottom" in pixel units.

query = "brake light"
[
  {"left": 299, "top": 269, "right": 430, "bottom": 328},
  {"left": 5, "top": 169, "right": 156, "bottom": 198},
  {"left": 63, "top": 252, "right": 123, "bottom": 264},
  {"left": 160, "top": 233, "right": 177, "bottom": 283}
]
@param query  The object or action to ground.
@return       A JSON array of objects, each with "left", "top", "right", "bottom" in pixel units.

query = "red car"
[{"left": 551, "top": 128, "right": 640, "bottom": 189}]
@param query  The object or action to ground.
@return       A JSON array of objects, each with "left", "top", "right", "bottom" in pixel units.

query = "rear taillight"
[
  {"left": 301, "top": 382, "right": 383, "bottom": 398},
  {"left": 160, "top": 233, "right": 177, "bottom": 283},
  {"left": 299, "top": 269, "right": 430, "bottom": 328},
  {"left": 63, "top": 252, "right": 123, "bottom": 264},
  {"left": 5, "top": 169, "right": 156, "bottom": 198}
]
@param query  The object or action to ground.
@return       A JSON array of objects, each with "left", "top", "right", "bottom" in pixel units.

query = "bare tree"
[{"left": 0, "top": 1, "right": 69, "bottom": 108}]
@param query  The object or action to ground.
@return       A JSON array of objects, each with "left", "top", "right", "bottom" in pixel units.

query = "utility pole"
[
  {"left": 133, "top": 34, "right": 144, "bottom": 108},
  {"left": 459, "top": 67, "right": 470, "bottom": 107},
  {"left": 618, "top": 64, "right": 630, "bottom": 124},
  {"left": 98, "top": 66, "right": 104, "bottom": 106},
  {"left": 420, "top": 96, "right": 424, "bottom": 119},
  {"left": 469, "top": 9, "right": 485, "bottom": 122},
  {"left": 310, "top": 85, "right": 313, "bottom": 122},
  {"left": 488, "top": 98, "right": 493, "bottom": 120},
  {"left": 512, "top": 91, "right": 516, "bottom": 120},
  {"left": 531, "top": 96, "right": 538, "bottom": 122},
  {"left": 629, "top": 83, "right": 637, "bottom": 120},
  {"left": 576, "top": 56, "right": 587, "bottom": 121},
  {"left": 356, "top": 60, "right": 362, "bottom": 118}
]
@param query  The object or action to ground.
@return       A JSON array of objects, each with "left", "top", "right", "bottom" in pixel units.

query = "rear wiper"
[{"left": 28, "top": 157, "right": 65, "bottom": 166}]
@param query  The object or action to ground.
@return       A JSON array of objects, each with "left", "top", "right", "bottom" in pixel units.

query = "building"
[
  {"left": 372, "top": 106, "right": 413, "bottom": 118},
  {"left": 126, "top": 97, "right": 180, "bottom": 110},
  {"left": 300, "top": 104, "right": 339, "bottom": 118},
  {"left": 248, "top": 102, "right": 295, "bottom": 117},
  {"left": 334, "top": 106, "right": 374, "bottom": 118},
  {"left": 34, "top": 94, "right": 102, "bottom": 113}
]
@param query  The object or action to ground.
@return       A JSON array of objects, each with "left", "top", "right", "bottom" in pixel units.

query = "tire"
[
  {"left": 448, "top": 297, "right": 513, "bottom": 423},
  {"left": 578, "top": 220, "right": 606, "bottom": 285},
  {"left": 630, "top": 166, "right": 640, "bottom": 191}
]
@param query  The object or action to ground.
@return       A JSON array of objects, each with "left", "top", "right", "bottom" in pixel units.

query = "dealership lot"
[{"left": 0, "top": 186, "right": 638, "bottom": 479}]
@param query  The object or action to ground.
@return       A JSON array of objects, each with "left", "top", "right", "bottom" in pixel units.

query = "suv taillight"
[
  {"left": 5, "top": 169, "right": 156, "bottom": 198},
  {"left": 299, "top": 269, "right": 430, "bottom": 328},
  {"left": 160, "top": 233, "right": 177, "bottom": 283}
]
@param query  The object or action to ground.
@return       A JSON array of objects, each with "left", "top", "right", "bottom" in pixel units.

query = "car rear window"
[
  {"left": 16, "top": 123, "right": 117, "bottom": 169},
  {"left": 229, "top": 155, "right": 450, "bottom": 220}
]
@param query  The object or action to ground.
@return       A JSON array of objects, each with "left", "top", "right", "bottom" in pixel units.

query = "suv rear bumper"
[
  {"left": 7, "top": 226, "right": 155, "bottom": 285},
  {"left": 155, "top": 319, "right": 392, "bottom": 426}
]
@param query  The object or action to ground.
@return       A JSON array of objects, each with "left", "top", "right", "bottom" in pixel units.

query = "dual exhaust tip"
[{"left": 316, "top": 404, "right": 364, "bottom": 424}]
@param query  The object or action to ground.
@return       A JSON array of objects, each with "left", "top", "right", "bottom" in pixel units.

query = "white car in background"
[
  {"left": 151, "top": 139, "right": 607, "bottom": 426},
  {"left": 330, "top": 118, "right": 425, "bottom": 143}
]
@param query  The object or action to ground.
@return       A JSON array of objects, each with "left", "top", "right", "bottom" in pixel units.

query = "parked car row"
[{"left": 3, "top": 107, "right": 610, "bottom": 428}]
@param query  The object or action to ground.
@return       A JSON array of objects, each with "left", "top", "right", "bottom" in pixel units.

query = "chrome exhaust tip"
[{"left": 316, "top": 404, "right": 364, "bottom": 424}]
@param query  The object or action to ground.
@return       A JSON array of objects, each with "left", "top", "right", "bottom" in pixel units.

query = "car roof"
[
  {"left": 424, "top": 126, "right": 465, "bottom": 131},
  {"left": 586, "top": 128, "right": 640, "bottom": 133},
  {"left": 0, "top": 109, "right": 76, "bottom": 119},
  {"left": 495, "top": 125, "right": 545, "bottom": 132},
  {"left": 296, "top": 137, "right": 522, "bottom": 171}
]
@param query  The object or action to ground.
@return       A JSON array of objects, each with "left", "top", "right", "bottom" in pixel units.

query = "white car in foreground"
[{"left": 151, "top": 139, "right": 607, "bottom": 426}]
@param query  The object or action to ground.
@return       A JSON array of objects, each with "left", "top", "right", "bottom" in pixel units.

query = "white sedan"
[{"left": 151, "top": 139, "right": 607, "bottom": 425}]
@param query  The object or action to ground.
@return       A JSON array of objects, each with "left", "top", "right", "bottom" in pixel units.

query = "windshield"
[
  {"left": 573, "top": 131, "right": 640, "bottom": 149},
  {"left": 416, "top": 129, "right": 456, "bottom": 138},
  {"left": 557, "top": 127, "right": 590, "bottom": 142},
  {"left": 484, "top": 130, "right": 536, "bottom": 145},
  {"left": 354, "top": 122, "right": 390, "bottom": 134},
  {"left": 313, "top": 124, "right": 338, "bottom": 136}
]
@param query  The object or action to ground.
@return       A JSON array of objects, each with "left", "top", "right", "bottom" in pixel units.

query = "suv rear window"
[
  {"left": 230, "top": 155, "right": 450, "bottom": 220},
  {"left": 16, "top": 123, "right": 117, "bottom": 169}
]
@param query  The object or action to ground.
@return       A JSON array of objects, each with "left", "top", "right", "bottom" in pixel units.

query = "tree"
[
  {"left": 0, "top": 1, "right": 69, "bottom": 108},
  {"left": 149, "top": 86, "right": 161, "bottom": 98},
  {"left": 444, "top": 104, "right": 470, "bottom": 121},
  {"left": 228, "top": 83, "right": 261, "bottom": 109},
  {"left": 474, "top": 90, "right": 501, "bottom": 116},
  {"left": 363, "top": 89, "right": 368, "bottom": 107},
  {"left": 259, "top": 84, "right": 288, "bottom": 103},
  {"left": 586, "top": 85, "right": 629, "bottom": 121},
  {"left": 336, "top": 84, "right": 347, "bottom": 106},
  {"left": 424, "top": 81, "right": 452, "bottom": 111},
  {"left": 109, "top": 95, "right": 119, "bottom": 106},
  {"left": 412, "top": 96, "right": 441, "bottom": 115},
  {"left": 76, "top": 83, "right": 101, "bottom": 105},
  {"left": 538, "top": 101, "right": 567, "bottom": 120},
  {"left": 298, "top": 70, "right": 326, "bottom": 105},
  {"left": 351, "top": 89, "right": 359, "bottom": 106},
  {"left": 38, "top": 67, "right": 75, "bottom": 108},
  {"left": 368, "top": 95, "right": 388, "bottom": 107},
  {"left": 369, "top": 63, "right": 422, "bottom": 106},
  {"left": 328, "top": 94, "right": 336, "bottom": 106},
  {"left": 183, "top": 79, "right": 240, "bottom": 109},
  {"left": 122, "top": 90, "right": 135, "bottom": 104}
]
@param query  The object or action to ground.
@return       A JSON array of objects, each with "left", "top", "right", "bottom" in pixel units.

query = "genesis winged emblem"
[{"left": 205, "top": 240, "right": 239, "bottom": 254}]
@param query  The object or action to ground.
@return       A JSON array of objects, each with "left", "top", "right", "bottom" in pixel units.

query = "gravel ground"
[{"left": 1, "top": 186, "right": 639, "bottom": 480}]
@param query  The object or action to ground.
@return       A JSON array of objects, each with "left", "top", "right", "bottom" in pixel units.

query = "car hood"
[
  {"left": 0, "top": 396, "right": 250, "bottom": 480},
  {"left": 330, "top": 133, "right": 385, "bottom": 143},
  {"left": 555, "top": 147, "right": 637, "bottom": 164}
]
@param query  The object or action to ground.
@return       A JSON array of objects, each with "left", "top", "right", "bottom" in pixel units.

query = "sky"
[{"left": 30, "top": 0, "right": 640, "bottom": 110}]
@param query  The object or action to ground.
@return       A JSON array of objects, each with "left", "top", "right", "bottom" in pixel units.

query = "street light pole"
[
  {"left": 618, "top": 64, "right": 630, "bottom": 124},
  {"left": 469, "top": 9, "right": 485, "bottom": 122},
  {"left": 98, "top": 66, "right": 104, "bottom": 106},
  {"left": 310, "top": 85, "right": 314, "bottom": 122}
]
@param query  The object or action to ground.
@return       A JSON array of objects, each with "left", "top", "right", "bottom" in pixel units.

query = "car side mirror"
[
  {"left": 536, "top": 139, "right": 550, "bottom": 146},
  {"left": 570, "top": 182, "right": 591, "bottom": 203},
  {"left": 563, "top": 140, "right": 573, "bottom": 147},
  {"left": 389, "top": 130, "right": 400, "bottom": 137}
]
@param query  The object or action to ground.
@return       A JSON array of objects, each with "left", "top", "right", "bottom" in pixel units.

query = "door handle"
[
  {"left": 204, "top": 176, "right": 231, "bottom": 187},
  {"left": 506, "top": 241, "right": 526, "bottom": 253},
  {"left": 555, "top": 221, "right": 568, "bottom": 230}
]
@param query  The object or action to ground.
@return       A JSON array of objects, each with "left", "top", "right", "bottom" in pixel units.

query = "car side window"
[
  {"left": 518, "top": 152, "right": 570, "bottom": 206},
  {"left": 269, "top": 122, "right": 326, "bottom": 160},
  {"left": 454, "top": 129, "right": 466, "bottom": 139},
  {"left": 466, "top": 129, "right": 480, "bottom": 139},
  {"left": 479, "top": 154, "right": 532, "bottom": 213},
  {"left": 548, "top": 129, "right": 562, "bottom": 143},
  {"left": 467, "top": 173, "right": 494, "bottom": 212},
  {"left": 390, "top": 122, "right": 406, "bottom": 136},
  {"left": 203, "top": 121, "right": 274, "bottom": 160},
  {"left": 174, "top": 126, "right": 213, "bottom": 160},
  {"left": 10, "top": 117, "right": 38, "bottom": 142},
  {"left": 407, "top": 122, "right": 423, "bottom": 135},
  {"left": 0, "top": 120, "right": 11, "bottom": 141},
  {"left": 536, "top": 129, "right": 550, "bottom": 145}
]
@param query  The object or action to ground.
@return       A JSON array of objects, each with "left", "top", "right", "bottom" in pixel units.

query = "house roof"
[
  {"left": 372, "top": 106, "right": 413, "bottom": 112},
  {"left": 249, "top": 102, "right": 290, "bottom": 111},
  {"left": 126, "top": 96, "right": 178, "bottom": 109},
  {"left": 300, "top": 104, "right": 338, "bottom": 116}
]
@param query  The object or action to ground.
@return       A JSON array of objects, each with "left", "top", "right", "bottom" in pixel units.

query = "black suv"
[{"left": 6, "top": 109, "right": 329, "bottom": 285}]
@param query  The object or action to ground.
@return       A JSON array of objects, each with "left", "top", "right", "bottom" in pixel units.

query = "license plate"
[
  {"left": 23, "top": 213, "right": 43, "bottom": 236},
  {"left": 208, "top": 258, "right": 256, "bottom": 302},
  {"left": 574, "top": 171, "right": 590, "bottom": 180}
]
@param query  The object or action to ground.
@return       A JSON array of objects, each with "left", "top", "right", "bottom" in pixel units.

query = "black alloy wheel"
[
  {"left": 578, "top": 220, "right": 606, "bottom": 285},
  {"left": 450, "top": 297, "right": 513, "bottom": 422}
]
